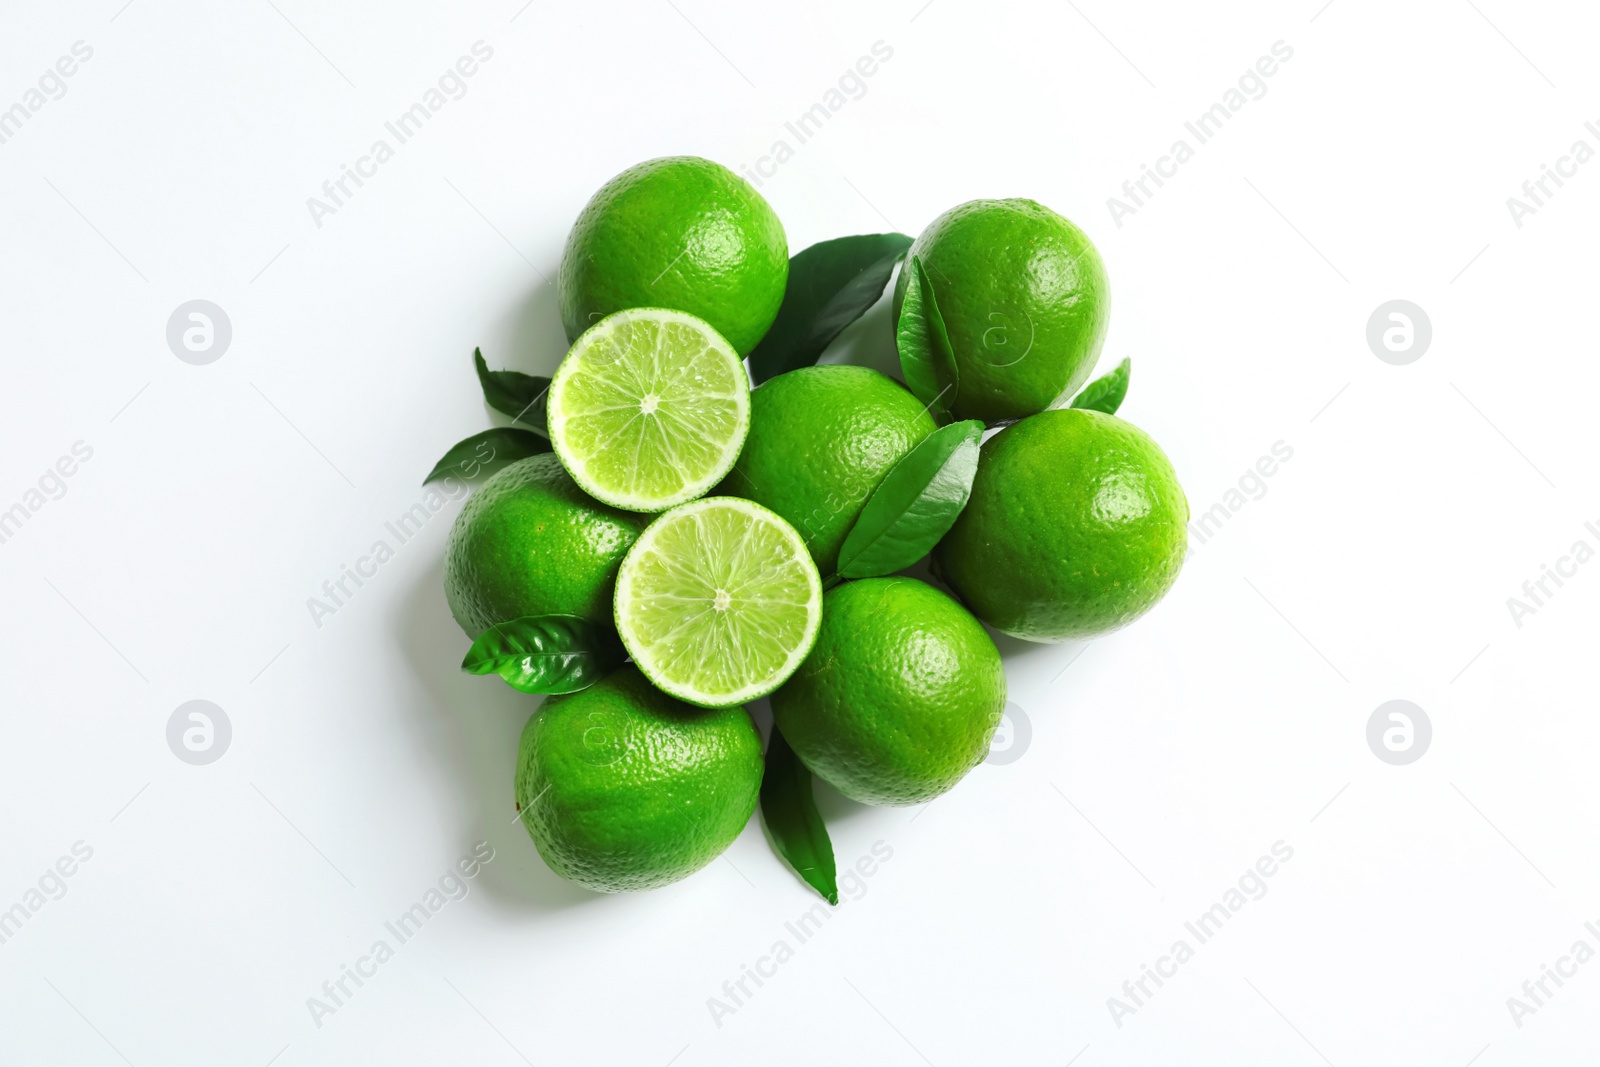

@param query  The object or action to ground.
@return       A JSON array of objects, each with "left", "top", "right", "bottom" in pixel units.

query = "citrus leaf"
[
  {"left": 896, "top": 255, "right": 959, "bottom": 422},
  {"left": 474, "top": 348, "right": 550, "bottom": 430},
  {"left": 836, "top": 419, "right": 983, "bottom": 579},
  {"left": 759, "top": 725, "right": 838, "bottom": 905},
  {"left": 423, "top": 427, "right": 550, "bottom": 485},
  {"left": 460, "top": 614, "right": 625, "bottom": 695},
  {"left": 749, "top": 233, "right": 912, "bottom": 384},
  {"left": 1069, "top": 356, "right": 1131, "bottom": 415}
]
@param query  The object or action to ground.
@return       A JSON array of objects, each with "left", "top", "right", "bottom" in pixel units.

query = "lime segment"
[
  {"left": 615, "top": 497, "right": 823, "bottom": 707},
  {"left": 548, "top": 308, "right": 750, "bottom": 512}
]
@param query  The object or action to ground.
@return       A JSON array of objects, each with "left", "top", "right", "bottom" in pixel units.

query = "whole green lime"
[
  {"left": 770, "top": 577, "right": 1005, "bottom": 806},
  {"left": 720, "top": 365, "right": 935, "bottom": 574},
  {"left": 893, "top": 199, "right": 1110, "bottom": 424},
  {"left": 935, "top": 409, "right": 1187, "bottom": 641},
  {"left": 515, "top": 666, "right": 763, "bottom": 892},
  {"left": 444, "top": 453, "right": 649, "bottom": 637},
  {"left": 558, "top": 156, "right": 788, "bottom": 355}
]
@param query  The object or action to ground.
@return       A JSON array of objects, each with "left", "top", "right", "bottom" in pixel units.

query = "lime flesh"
[
  {"left": 614, "top": 496, "right": 822, "bottom": 707},
  {"left": 548, "top": 308, "right": 750, "bottom": 513}
]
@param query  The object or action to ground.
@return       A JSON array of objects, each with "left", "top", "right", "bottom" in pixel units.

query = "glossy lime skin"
[
  {"left": 558, "top": 157, "right": 788, "bottom": 355},
  {"left": 892, "top": 199, "right": 1110, "bottom": 424},
  {"left": 720, "top": 366, "right": 935, "bottom": 575},
  {"left": 515, "top": 666, "right": 763, "bottom": 892},
  {"left": 771, "top": 578, "right": 1005, "bottom": 806},
  {"left": 935, "top": 409, "right": 1187, "bottom": 642},
  {"left": 444, "top": 453, "right": 649, "bottom": 637}
]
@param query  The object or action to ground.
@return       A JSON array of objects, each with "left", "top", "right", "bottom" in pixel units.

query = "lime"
[
  {"left": 720, "top": 365, "right": 935, "bottom": 574},
  {"left": 444, "top": 453, "right": 648, "bottom": 637},
  {"left": 515, "top": 666, "right": 763, "bottom": 893},
  {"left": 893, "top": 199, "right": 1110, "bottom": 424},
  {"left": 558, "top": 156, "right": 788, "bottom": 355},
  {"left": 614, "top": 496, "right": 822, "bottom": 707},
  {"left": 935, "top": 408, "right": 1187, "bottom": 641},
  {"left": 771, "top": 577, "right": 1005, "bottom": 806},
  {"left": 547, "top": 307, "right": 750, "bottom": 513}
]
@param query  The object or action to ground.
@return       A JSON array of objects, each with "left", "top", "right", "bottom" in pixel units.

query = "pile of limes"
[{"left": 428, "top": 156, "right": 1188, "bottom": 899}]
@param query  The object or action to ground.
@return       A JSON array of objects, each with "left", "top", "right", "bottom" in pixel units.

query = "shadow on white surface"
[
  {"left": 394, "top": 555, "right": 599, "bottom": 912},
  {"left": 818, "top": 277, "right": 902, "bottom": 380},
  {"left": 502, "top": 276, "right": 569, "bottom": 380}
]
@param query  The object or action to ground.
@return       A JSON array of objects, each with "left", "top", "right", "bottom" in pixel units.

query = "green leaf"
[
  {"left": 895, "top": 255, "right": 959, "bottom": 422},
  {"left": 423, "top": 427, "right": 550, "bottom": 485},
  {"left": 836, "top": 419, "right": 983, "bottom": 579},
  {"left": 460, "top": 614, "right": 625, "bottom": 695},
  {"left": 474, "top": 348, "right": 550, "bottom": 430},
  {"left": 1069, "top": 357, "right": 1131, "bottom": 415},
  {"left": 759, "top": 725, "right": 838, "bottom": 905},
  {"left": 748, "top": 233, "right": 912, "bottom": 384}
]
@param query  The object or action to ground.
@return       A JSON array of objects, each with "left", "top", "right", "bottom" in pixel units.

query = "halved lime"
[
  {"left": 614, "top": 497, "right": 823, "bottom": 707},
  {"left": 547, "top": 307, "right": 750, "bottom": 512}
]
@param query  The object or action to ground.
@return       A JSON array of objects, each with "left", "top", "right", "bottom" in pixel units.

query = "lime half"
[
  {"left": 547, "top": 307, "right": 750, "bottom": 512},
  {"left": 615, "top": 497, "right": 823, "bottom": 707}
]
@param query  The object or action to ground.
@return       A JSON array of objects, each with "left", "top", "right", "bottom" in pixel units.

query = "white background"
[{"left": 1, "top": 0, "right": 1597, "bottom": 1063}]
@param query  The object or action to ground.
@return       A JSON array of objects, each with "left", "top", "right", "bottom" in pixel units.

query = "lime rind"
[
  {"left": 547, "top": 308, "right": 751, "bottom": 512},
  {"left": 615, "top": 497, "right": 823, "bottom": 708}
]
